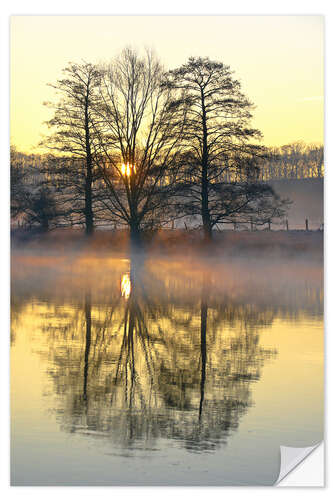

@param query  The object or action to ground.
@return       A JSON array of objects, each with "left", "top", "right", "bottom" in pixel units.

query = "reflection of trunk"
[
  {"left": 130, "top": 253, "right": 145, "bottom": 283},
  {"left": 111, "top": 255, "right": 150, "bottom": 411},
  {"left": 199, "top": 300, "right": 207, "bottom": 419},
  {"left": 128, "top": 295, "right": 136, "bottom": 409},
  {"left": 199, "top": 271, "right": 211, "bottom": 419},
  {"left": 199, "top": 275, "right": 209, "bottom": 419},
  {"left": 83, "top": 292, "right": 91, "bottom": 400}
]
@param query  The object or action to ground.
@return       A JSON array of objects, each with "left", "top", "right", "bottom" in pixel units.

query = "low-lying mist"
[{"left": 11, "top": 227, "right": 323, "bottom": 261}]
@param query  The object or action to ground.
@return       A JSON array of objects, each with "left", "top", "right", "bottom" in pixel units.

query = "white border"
[{"left": 1, "top": 1, "right": 331, "bottom": 498}]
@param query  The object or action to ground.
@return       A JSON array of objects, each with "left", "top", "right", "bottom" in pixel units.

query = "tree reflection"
[
  {"left": 28, "top": 255, "right": 278, "bottom": 453},
  {"left": 199, "top": 277, "right": 208, "bottom": 420},
  {"left": 83, "top": 291, "right": 91, "bottom": 401}
]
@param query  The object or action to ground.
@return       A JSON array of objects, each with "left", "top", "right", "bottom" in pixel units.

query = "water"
[{"left": 10, "top": 252, "right": 323, "bottom": 485}]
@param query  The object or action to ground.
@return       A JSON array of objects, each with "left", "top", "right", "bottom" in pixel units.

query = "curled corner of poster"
[{"left": 275, "top": 442, "right": 324, "bottom": 487}]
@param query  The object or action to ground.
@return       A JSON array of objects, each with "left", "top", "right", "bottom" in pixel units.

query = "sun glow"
[{"left": 121, "top": 163, "right": 136, "bottom": 177}]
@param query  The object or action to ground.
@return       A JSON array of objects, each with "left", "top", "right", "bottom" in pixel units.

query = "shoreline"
[{"left": 11, "top": 227, "right": 323, "bottom": 259}]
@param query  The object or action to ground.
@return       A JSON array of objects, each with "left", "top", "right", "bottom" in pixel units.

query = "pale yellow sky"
[{"left": 10, "top": 15, "right": 324, "bottom": 153}]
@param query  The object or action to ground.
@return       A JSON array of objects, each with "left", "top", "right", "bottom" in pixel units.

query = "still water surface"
[{"left": 11, "top": 253, "right": 323, "bottom": 485}]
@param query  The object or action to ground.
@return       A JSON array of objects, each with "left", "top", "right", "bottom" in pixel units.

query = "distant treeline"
[
  {"left": 11, "top": 141, "right": 324, "bottom": 183},
  {"left": 258, "top": 142, "right": 323, "bottom": 181}
]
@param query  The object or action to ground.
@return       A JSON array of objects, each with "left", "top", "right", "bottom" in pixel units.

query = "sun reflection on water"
[{"left": 121, "top": 272, "right": 131, "bottom": 299}]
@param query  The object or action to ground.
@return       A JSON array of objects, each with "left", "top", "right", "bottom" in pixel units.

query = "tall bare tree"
[
  {"left": 96, "top": 48, "right": 185, "bottom": 246},
  {"left": 164, "top": 57, "right": 264, "bottom": 241},
  {"left": 42, "top": 62, "right": 103, "bottom": 235}
]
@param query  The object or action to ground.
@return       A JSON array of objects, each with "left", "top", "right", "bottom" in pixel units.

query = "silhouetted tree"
[
  {"left": 10, "top": 147, "right": 73, "bottom": 231},
  {"left": 209, "top": 182, "right": 290, "bottom": 229},
  {"left": 22, "top": 187, "right": 59, "bottom": 231},
  {"left": 42, "top": 62, "right": 103, "bottom": 235},
  {"left": 164, "top": 57, "right": 263, "bottom": 240},
  {"left": 10, "top": 146, "right": 27, "bottom": 219},
  {"left": 96, "top": 48, "right": 186, "bottom": 247}
]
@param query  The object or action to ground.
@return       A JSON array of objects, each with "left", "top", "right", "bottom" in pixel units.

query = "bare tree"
[
  {"left": 10, "top": 146, "right": 27, "bottom": 220},
  {"left": 164, "top": 57, "right": 263, "bottom": 241},
  {"left": 95, "top": 48, "right": 186, "bottom": 246},
  {"left": 217, "top": 183, "right": 290, "bottom": 229},
  {"left": 20, "top": 187, "right": 59, "bottom": 232},
  {"left": 10, "top": 147, "right": 61, "bottom": 231},
  {"left": 42, "top": 62, "right": 103, "bottom": 235}
]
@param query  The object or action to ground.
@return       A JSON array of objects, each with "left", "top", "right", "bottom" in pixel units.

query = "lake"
[{"left": 11, "top": 251, "right": 323, "bottom": 485}]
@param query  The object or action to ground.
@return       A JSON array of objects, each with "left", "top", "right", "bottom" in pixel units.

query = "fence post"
[
  {"left": 268, "top": 220, "right": 271, "bottom": 231},
  {"left": 305, "top": 218, "right": 309, "bottom": 231},
  {"left": 286, "top": 219, "right": 289, "bottom": 231},
  {"left": 233, "top": 222, "right": 237, "bottom": 231}
]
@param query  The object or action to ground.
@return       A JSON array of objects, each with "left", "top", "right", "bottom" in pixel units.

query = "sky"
[{"left": 10, "top": 15, "right": 324, "bottom": 153}]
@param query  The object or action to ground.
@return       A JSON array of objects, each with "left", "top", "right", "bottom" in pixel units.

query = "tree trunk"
[
  {"left": 85, "top": 165, "right": 94, "bottom": 236},
  {"left": 130, "top": 220, "right": 142, "bottom": 250},
  {"left": 41, "top": 217, "right": 49, "bottom": 233},
  {"left": 202, "top": 171, "right": 212, "bottom": 241},
  {"left": 200, "top": 89, "right": 212, "bottom": 243},
  {"left": 84, "top": 93, "right": 94, "bottom": 236}
]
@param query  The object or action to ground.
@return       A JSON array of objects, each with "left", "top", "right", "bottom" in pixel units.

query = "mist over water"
[{"left": 11, "top": 247, "right": 323, "bottom": 485}]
